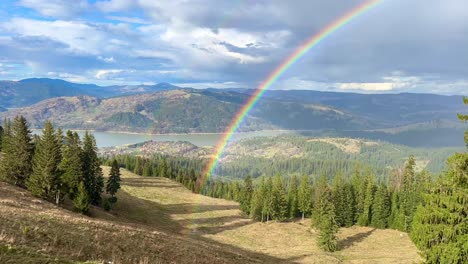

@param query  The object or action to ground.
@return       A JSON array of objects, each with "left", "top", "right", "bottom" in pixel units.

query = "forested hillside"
[{"left": 100, "top": 136, "right": 460, "bottom": 179}]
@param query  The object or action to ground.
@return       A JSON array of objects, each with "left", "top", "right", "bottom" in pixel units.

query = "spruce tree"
[
  {"left": 298, "top": 175, "right": 312, "bottom": 221},
  {"left": 239, "top": 175, "right": 253, "bottom": 215},
  {"left": 263, "top": 177, "right": 273, "bottom": 223},
  {"left": 270, "top": 175, "right": 288, "bottom": 221},
  {"left": 332, "top": 173, "right": 347, "bottom": 226},
  {"left": 411, "top": 102, "right": 468, "bottom": 263},
  {"left": 343, "top": 183, "right": 356, "bottom": 227},
  {"left": 106, "top": 159, "right": 121, "bottom": 203},
  {"left": 352, "top": 167, "right": 367, "bottom": 223},
  {"left": 397, "top": 155, "right": 417, "bottom": 232},
  {"left": 358, "top": 173, "right": 375, "bottom": 226},
  {"left": 0, "top": 116, "right": 34, "bottom": 187},
  {"left": 82, "top": 132, "right": 104, "bottom": 205},
  {"left": 60, "top": 131, "right": 83, "bottom": 199},
  {"left": 250, "top": 176, "right": 265, "bottom": 221},
  {"left": 316, "top": 187, "right": 338, "bottom": 252},
  {"left": 313, "top": 175, "right": 329, "bottom": 226},
  {"left": 287, "top": 175, "right": 299, "bottom": 219},
  {"left": 371, "top": 183, "right": 391, "bottom": 228},
  {"left": 26, "top": 121, "right": 62, "bottom": 202},
  {"left": 74, "top": 182, "right": 90, "bottom": 214}
]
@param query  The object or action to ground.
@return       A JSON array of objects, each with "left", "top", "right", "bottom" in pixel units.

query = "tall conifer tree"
[
  {"left": 26, "top": 121, "right": 62, "bottom": 202},
  {"left": 106, "top": 159, "right": 121, "bottom": 203},
  {"left": 60, "top": 131, "right": 83, "bottom": 199},
  {"left": 0, "top": 116, "right": 33, "bottom": 187},
  {"left": 316, "top": 187, "right": 338, "bottom": 252},
  {"left": 298, "top": 175, "right": 312, "bottom": 221},
  {"left": 371, "top": 183, "right": 391, "bottom": 228},
  {"left": 82, "top": 132, "right": 104, "bottom": 205},
  {"left": 287, "top": 175, "right": 299, "bottom": 219}
]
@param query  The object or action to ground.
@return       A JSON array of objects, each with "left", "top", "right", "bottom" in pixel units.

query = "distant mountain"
[
  {"left": 0, "top": 89, "right": 370, "bottom": 134},
  {"left": 0, "top": 78, "right": 180, "bottom": 108},
  {"left": 0, "top": 79, "right": 466, "bottom": 147},
  {"left": 226, "top": 89, "right": 467, "bottom": 127}
]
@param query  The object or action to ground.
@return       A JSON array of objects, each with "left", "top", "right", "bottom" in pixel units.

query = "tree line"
[{"left": 0, "top": 117, "right": 121, "bottom": 213}]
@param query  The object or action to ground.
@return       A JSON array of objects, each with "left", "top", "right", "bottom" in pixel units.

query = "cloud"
[
  {"left": 0, "top": 0, "right": 467, "bottom": 94},
  {"left": 18, "top": 0, "right": 89, "bottom": 19}
]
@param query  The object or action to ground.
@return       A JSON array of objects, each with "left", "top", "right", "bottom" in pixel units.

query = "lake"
[{"left": 32, "top": 130, "right": 286, "bottom": 148}]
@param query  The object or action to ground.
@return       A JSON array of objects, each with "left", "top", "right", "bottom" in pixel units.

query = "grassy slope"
[{"left": 1, "top": 168, "right": 422, "bottom": 263}]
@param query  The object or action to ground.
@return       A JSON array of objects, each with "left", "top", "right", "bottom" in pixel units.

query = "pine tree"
[
  {"left": 298, "top": 175, "right": 312, "bottom": 221},
  {"left": 74, "top": 182, "right": 90, "bottom": 214},
  {"left": 316, "top": 187, "right": 338, "bottom": 252},
  {"left": 397, "top": 155, "right": 417, "bottom": 232},
  {"left": 263, "top": 177, "right": 273, "bottom": 223},
  {"left": 332, "top": 173, "right": 347, "bottom": 226},
  {"left": 0, "top": 116, "right": 34, "bottom": 187},
  {"left": 159, "top": 159, "right": 167, "bottom": 177},
  {"left": 411, "top": 152, "right": 468, "bottom": 263},
  {"left": 352, "top": 166, "right": 367, "bottom": 223},
  {"left": 343, "top": 183, "right": 356, "bottom": 227},
  {"left": 371, "top": 183, "right": 391, "bottom": 228},
  {"left": 270, "top": 175, "right": 288, "bottom": 221},
  {"left": 60, "top": 131, "right": 83, "bottom": 199},
  {"left": 287, "top": 175, "right": 299, "bottom": 219},
  {"left": 358, "top": 173, "right": 375, "bottom": 226},
  {"left": 411, "top": 102, "right": 468, "bottom": 263},
  {"left": 82, "top": 132, "right": 104, "bottom": 205},
  {"left": 106, "top": 159, "right": 121, "bottom": 203},
  {"left": 26, "top": 121, "right": 62, "bottom": 202},
  {"left": 313, "top": 175, "right": 329, "bottom": 226},
  {"left": 239, "top": 175, "right": 253, "bottom": 214},
  {"left": 250, "top": 176, "right": 265, "bottom": 221}
]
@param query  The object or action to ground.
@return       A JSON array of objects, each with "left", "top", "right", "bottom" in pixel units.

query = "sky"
[{"left": 0, "top": 0, "right": 467, "bottom": 95}]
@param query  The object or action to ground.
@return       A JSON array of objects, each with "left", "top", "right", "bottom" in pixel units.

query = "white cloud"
[
  {"left": 18, "top": 0, "right": 89, "bottom": 19},
  {"left": 95, "top": 69, "right": 126, "bottom": 79}
]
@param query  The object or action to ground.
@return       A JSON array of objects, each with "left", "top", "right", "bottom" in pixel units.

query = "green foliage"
[
  {"left": 26, "top": 121, "right": 62, "bottom": 202},
  {"left": 297, "top": 175, "right": 312, "bottom": 220},
  {"left": 332, "top": 173, "right": 347, "bottom": 226},
  {"left": 105, "top": 112, "right": 154, "bottom": 128},
  {"left": 357, "top": 173, "right": 375, "bottom": 226},
  {"left": 411, "top": 152, "right": 468, "bottom": 263},
  {"left": 371, "top": 184, "right": 391, "bottom": 229},
  {"left": 239, "top": 175, "right": 253, "bottom": 215},
  {"left": 215, "top": 136, "right": 456, "bottom": 179},
  {"left": 316, "top": 187, "right": 338, "bottom": 252},
  {"left": 106, "top": 159, "right": 121, "bottom": 199},
  {"left": 287, "top": 175, "right": 299, "bottom": 219},
  {"left": 269, "top": 175, "right": 288, "bottom": 221},
  {"left": 73, "top": 182, "right": 90, "bottom": 214},
  {"left": 0, "top": 116, "right": 34, "bottom": 187},
  {"left": 343, "top": 183, "right": 356, "bottom": 227},
  {"left": 103, "top": 198, "right": 112, "bottom": 211},
  {"left": 82, "top": 132, "right": 104, "bottom": 205},
  {"left": 250, "top": 177, "right": 266, "bottom": 221},
  {"left": 59, "top": 131, "right": 83, "bottom": 199}
]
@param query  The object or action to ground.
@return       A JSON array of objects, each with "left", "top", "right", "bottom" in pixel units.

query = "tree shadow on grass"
[
  {"left": 121, "top": 177, "right": 181, "bottom": 188},
  {"left": 96, "top": 188, "right": 290, "bottom": 263},
  {"left": 163, "top": 203, "right": 240, "bottom": 215},
  {"left": 337, "top": 228, "right": 376, "bottom": 250}
]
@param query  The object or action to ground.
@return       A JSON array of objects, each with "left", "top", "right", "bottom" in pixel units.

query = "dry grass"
[{"left": 1, "top": 167, "right": 422, "bottom": 263}]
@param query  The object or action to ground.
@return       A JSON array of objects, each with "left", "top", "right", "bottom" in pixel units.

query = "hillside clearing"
[{"left": 0, "top": 167, "right": 422, "bottom": 263}]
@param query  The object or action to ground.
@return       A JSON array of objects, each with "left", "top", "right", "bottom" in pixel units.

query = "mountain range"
[{"left": 0, "top": 78, "right": 466, "bottom": 147}]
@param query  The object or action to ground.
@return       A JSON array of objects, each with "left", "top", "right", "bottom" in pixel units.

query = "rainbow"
[{"left": 199, "top": 0, "right": 382, "bottom": 190}]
